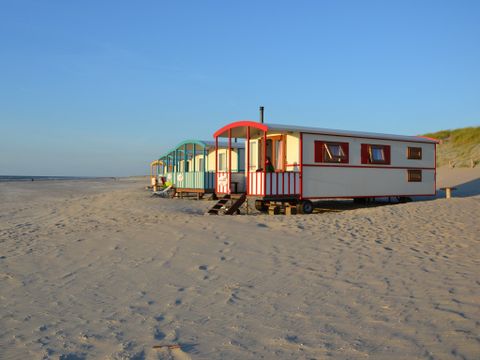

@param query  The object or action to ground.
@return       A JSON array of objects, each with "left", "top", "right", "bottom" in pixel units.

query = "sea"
[{"left": 0, "top": 176, "right": 104, "bottom": 182}]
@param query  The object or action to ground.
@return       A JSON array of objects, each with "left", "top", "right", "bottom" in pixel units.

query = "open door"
[{"left": 259, "top": 135, "right": 286, "bottom": 171}]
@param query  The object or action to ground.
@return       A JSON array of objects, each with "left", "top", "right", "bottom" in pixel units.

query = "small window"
[
  {"left": 198, "top": 158, "right": 204, "bottom": 171},
  {"left": 408, "top": 169, "right": 422, "bottom": 182},
  {"left": 218, "top": 153, "right": 226, "bottom": 171},
  {"left": 315, "top": 141, "right": 349, "bottom": 163},
  {"left": 407, "top": 147, "right": 422, "bottom": 160},
  {"left": 361, "top": 144, "right": 391, "bottom": 165}
]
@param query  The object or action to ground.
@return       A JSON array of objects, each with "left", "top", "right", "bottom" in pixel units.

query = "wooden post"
[
  {"left": 441, "top": 187, "right": 457, "bottom": 199},
  {"left": 184, "top": 144, "right": 187, "bottom": 189},
  {"left": 193, "top": 143, "right": 196, "bottom": 189},
  {"left": 446, "top": 187, "right": 452, "bottom": 199},
  {"left": 203, "top": 147, "right": 207, "bottom": 189}
]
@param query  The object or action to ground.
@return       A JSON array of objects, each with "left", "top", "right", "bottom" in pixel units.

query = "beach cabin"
[
  {"left": 158, "top": 140, "right": 244, "bottom": 198},
  {"left": 149, "top": 159, "right": 164, "bottom": 191},
  {"left": 212, "top": 121, "right": 437, "bottom": 213}
]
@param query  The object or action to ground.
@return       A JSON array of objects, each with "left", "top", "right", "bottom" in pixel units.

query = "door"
[{"left": 260, "top": 135, "right": 286, "bottom": 171}]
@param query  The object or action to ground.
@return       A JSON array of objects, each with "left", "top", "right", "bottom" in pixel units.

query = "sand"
[{"left": 0, "top": 170, "right": 479, "bottom": 359}]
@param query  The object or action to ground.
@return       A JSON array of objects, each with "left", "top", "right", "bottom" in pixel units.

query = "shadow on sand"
[
  {"left": 438, "top": 177, "right": 480, "bottom": 198},
  {"left": 312, "top": 176, "right": 480, "bottom": 213},
  {"left": 416, "top": 176, "right": 480, "bottom": 201}
]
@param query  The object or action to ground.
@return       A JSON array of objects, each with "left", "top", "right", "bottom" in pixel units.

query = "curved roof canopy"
[
  {"left": 158, "top": 139, "right": 243, "bottom": 161},
  {"left": 214, "top": 120, "right": 268, "bottom": 138},
  {"left": 214, "top": 121, "right": 438, "bottom": 144},
  {"left": 150, "top": 159, "right": 163, "bottom": 167}
]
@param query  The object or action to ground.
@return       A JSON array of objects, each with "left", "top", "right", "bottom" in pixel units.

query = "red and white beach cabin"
[{"left": 213, "top": 121, "right": 438, "bottom": 213}]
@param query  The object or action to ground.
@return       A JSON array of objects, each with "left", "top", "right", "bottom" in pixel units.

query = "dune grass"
[{"left": 423, "top": 126, "right": 480, "bottom": 167}]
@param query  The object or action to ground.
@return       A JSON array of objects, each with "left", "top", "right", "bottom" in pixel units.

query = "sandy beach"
[{"left": 0, "top": 169, "right": 479, "bottom": 359}]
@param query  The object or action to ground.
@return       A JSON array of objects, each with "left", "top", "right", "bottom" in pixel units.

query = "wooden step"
[{"left": 207, "top": 195, "right": 231, "bottom": 215}]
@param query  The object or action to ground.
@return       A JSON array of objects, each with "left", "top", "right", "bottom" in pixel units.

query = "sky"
[{"left": 0, "top": 0, "right": 479, "bottom": 176}]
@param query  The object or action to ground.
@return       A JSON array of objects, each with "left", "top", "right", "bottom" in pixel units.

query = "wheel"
[
  {"left": 298, "top": 200, "right": 314, "bottom": 214},
  {"left": 398, "top": 196, "right": 412, "bottom": 203},
  {"left": 255, "top": 200, "right": 268, "bottom": 212},
  {"left": 353, "top": 198, "right": 367, "bottom": 205}
]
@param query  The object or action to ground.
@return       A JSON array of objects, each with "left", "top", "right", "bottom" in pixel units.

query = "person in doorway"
[{"left": 265, "top": 157, "right": 275, "bottom": 172}]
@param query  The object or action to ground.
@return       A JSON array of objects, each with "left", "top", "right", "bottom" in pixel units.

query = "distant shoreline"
[{"left": 0, "top": 175, "right": 120, "bottom": 183}]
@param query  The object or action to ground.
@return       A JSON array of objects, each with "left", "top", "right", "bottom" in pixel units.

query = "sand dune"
[{"left": 0, "top": 171, "right": 479, "bottom": 359}]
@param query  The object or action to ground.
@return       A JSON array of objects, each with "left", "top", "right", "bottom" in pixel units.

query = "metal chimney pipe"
[{"left": 259, "top": 106, "right": 264, "bottom": 123}]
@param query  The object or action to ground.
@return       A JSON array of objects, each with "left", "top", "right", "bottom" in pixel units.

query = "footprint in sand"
[
  {"left": 154, "top": 328, "right": 166, "bottom": 340},
  {"left": 147, "top": 346, "right": 192, "bottom": 360}
]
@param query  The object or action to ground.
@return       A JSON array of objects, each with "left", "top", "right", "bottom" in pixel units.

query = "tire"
[
  {"left": 398, "top": 196, "right": 412, "bottom": 203},
  {"left": 255, "top": 200, "right": 268, "bottom": 212},
  {"left": 298, "top": 200, "right": 314, "bottom": 214}
]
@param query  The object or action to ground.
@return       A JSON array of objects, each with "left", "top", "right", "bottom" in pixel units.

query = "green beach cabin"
[{"left": 157, "top": 140, "right": 244, "bottom": 197}]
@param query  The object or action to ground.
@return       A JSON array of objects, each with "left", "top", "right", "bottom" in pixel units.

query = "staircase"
[
  {"left": 208, "top": 193, "right": 246, "bottom": 215},
  {"left": 208, "top": 195, "right": 231, "bottom": 215}
]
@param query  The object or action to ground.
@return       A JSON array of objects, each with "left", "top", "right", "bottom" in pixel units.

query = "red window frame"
[
  {"left": 408, "top": 169, "right": 422, "bottom": 182},
  {"left": 314, "top": 141, "right": 349, "bottom": 163},
  {"left": 407, "top": 146, "right": 422, "bottom": 160},
  {"left": 361, "top": 144, "right": 391, "bottom": 165}
]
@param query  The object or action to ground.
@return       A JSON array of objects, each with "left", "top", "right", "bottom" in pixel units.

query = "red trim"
[
  {"left": 246, "top": 127, "right": 250, "bottom": 195},
  {"left": 314, "top": 141, "right": 323, "bottom": 162},
  {"left": 361, "top": 143, "right": 391, "bottom": 165},
  {"left": 263, "top": 131, "right": 267, "bottom": 196},
  {"left": 302, "top": 164, "right": 435, "bottom": 170},
  {"left": 314, "top": 141, "right": 349, "bottom": 163},
  {"left": 303, "top": 193, "right": 436, "bottom": 199},
  {"left": 215, "top": 136, "right": 218, "bottom": 193},
  {"left": 299, "top": 133, "right": 303, "bottom": 199},
  {"left": 213, "top": 120, "right": 268, "bottom": 138},
  {"left": 418, "top": 135, "right": 440, "bottom": 143},
  {"left": 301, "top": 131, "right": 437, "bottom": 144},
  {"left": 434, "top": 143, "right": 437, "bottom": 194},
  {"left": 228, "top": 129, "right": 232, "bottom": 194}
]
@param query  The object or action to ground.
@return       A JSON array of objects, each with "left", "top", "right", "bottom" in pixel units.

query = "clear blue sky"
[{"left": 1, "top": 0, "right": 479, "bottom": 176}]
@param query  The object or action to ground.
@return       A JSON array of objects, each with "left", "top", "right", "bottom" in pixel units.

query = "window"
[
  {"left": 249, "top": 141, "right": 257, "bottom": 171},
  {"left": 361, "top": 144, "right": 391, "bottom": 165},
  {"left": 237, "top": 148, "right": 245, "bottom": 171},
  {"left": 198, "top": 158, "right": 204, "bottom": 171},
  {"left": 314, "top": 141, "right": 349, "bottom": 163},
  {"left": 407, "top": 147, "right": 422, "bottom": 160},
  {"left": 408, "top": 169, "right": 422, "bottom": 182},
  {"left": 218, "top": 153, "right": 226, "bottom": 171}
]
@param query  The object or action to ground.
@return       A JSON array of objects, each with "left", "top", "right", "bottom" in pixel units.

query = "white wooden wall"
[{"left": 301, "top": 133, "right": 436, "bottom": 198}]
